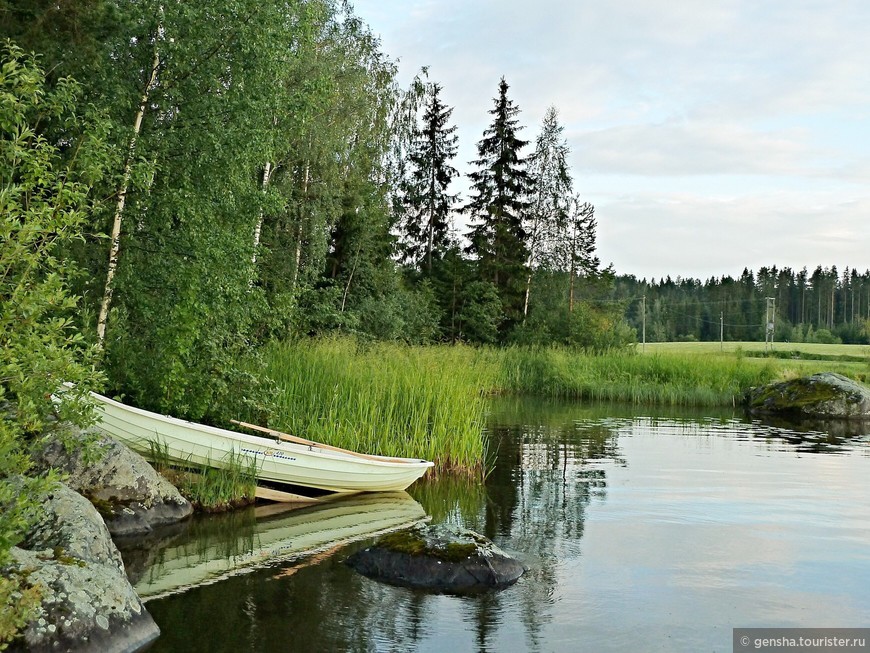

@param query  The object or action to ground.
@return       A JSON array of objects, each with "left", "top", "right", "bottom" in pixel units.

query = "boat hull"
[{"left": 90, "top": 392, "right": 434, "bottom": 493}]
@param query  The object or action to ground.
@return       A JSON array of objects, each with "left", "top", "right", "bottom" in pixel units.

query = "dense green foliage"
[
  {"left": 0, "top": 42, "right": 106, "bottom": 644},
  {"left": 615, "top": 266, "right": 870, "bottom": 345},
  {"left": 2, "top": 1, "right": 620, "bottom": 433}
]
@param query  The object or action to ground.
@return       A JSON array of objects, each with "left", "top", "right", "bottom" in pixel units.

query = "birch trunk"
[
  {"left": 522, "top": 270, "right": 532, "bottom": 322},
  {"left": 568, "top": 221, "right": 576, "bottom": 313},
  {"left": 569, "top": 264, "right": 575, "bottom": 313},
  {"left": 290, "top": 159, "right": 310, "bottom": 292},
  {"left": 251, "top": 161, "right": 273, "bottom": 266},
  {"left": 97, "top": 44, "right": 161, "bottom": 349}
]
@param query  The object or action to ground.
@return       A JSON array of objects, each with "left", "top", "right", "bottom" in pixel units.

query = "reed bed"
[
  {"left": 260, "top": 338, "right": 855, "bottom": 475},
  {"left": 496, "top": 347, "right": 780, "bottom": 406},
  {"left": 262, "top": 339, "right": 493, "bottom": 475}
]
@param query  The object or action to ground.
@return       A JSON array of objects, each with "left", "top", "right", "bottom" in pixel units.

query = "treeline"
[
  {"left": 2, "top": 0, "right": 611, "bottom": 427},
  {"left": 614, "top": 266, "right": 870, "bottom": 345}
]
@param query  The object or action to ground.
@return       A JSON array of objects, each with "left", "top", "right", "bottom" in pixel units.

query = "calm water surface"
[{"left": 136, "top": 399, "right": 870, "bottom": 652}]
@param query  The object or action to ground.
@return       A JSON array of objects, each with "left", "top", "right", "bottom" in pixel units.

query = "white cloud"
[
  {"left": 596, "top": 191, "right": 870, "bottom": 280},
  {"left": 355, "top": 0, "right": 870, "bottom": 278}
]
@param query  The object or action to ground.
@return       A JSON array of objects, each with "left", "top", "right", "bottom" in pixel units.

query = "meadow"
[{"left": 642, "top": 341, "right": 870, "bottom": 381}]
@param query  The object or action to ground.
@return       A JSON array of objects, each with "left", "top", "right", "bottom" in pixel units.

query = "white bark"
[
  {"left": 97, "top": 43, "right": 161, "bottom": 348},
  {"left": 290, "top": 159, "right": 310, "bottom": 291},
  {"left": 251, "top": 160, "right": 273, "bottom": 267}
]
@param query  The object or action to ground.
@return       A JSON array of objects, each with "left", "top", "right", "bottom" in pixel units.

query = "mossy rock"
[
  {"left": 746, "top": 373, "right": 870, "bottom": 419},
  {"left": 346, "top": 524, "right": 525, "bottom": 594},
  {"left": 31, "top": 427, "right": 193, "bottom": 537}
]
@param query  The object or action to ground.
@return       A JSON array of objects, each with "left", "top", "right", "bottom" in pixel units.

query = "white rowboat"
[{"left": 90, "top": 391, "right": 434, "bottom": 494}]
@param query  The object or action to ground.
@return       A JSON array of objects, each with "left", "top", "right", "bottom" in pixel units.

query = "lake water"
[{"left": 132, "top": 398, "right": 870, "bottom": 652}]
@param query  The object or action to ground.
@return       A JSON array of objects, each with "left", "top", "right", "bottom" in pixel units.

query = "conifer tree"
[
  {"left": 465, "top": 77, "right": 533, "bottom": 321},
  {"left": 402, "top": 83, "right": 459, "bottom": 273}
]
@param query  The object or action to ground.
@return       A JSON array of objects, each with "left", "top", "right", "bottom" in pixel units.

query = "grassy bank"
[
  {"left": 150, "top": 443, "right": 257, "bottom": 512},
  {"left": 642, "top": 341, "right": 870, "bottom": 383},
  {"left": 259, "top": 338, "right": 870, "bottom": 474}
]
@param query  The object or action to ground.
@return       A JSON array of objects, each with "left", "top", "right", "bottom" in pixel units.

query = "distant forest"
[{"left": 613, "top": 266, "right": 870, "bottom": 345}]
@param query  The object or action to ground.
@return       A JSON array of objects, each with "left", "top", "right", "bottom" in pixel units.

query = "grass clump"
[{"left": 148, "top": 442, "right": 256, "bottom": 512}]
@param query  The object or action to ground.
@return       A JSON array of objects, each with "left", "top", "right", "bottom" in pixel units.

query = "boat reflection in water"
[{"left": 119, "top": 492, "right": 427, "bottom": 600}]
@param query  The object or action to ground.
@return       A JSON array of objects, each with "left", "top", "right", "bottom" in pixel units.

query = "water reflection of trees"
[
  {"left": 146, "top": 399, "right": 627, "bottom": 653},
  {"left": 407, "top": 399, "right": 626, "bottom": 653}
]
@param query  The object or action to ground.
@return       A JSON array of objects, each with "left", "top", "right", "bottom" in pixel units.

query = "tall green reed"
[
  {"left": 262, "top": 338, "right": 493, "bottom": 475},
  {"left": 496, "top": 347, "right": 780, "bottom": 406},
  {"left": 148, "top": 440, "right": 256, "bottom": 511}
]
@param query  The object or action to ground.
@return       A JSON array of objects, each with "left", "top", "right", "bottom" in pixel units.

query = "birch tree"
[
  {"left": 524, "top": 106, "right": 572, "bottom": 320},
  {"left": 96, "top": 12, "right": 162, "bottom": 347}
]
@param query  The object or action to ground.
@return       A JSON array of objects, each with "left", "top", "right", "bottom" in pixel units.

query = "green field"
[
  {"left": 642, "top": 341, "right": 870, "bottom": 357},
  {"left": 641, "top": 341, "right": 870, "bottom": 381}
]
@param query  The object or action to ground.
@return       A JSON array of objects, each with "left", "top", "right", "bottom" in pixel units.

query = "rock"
[
  {"left": 32, "top": 426, "right": 192, "bottom": 537},
  {"left": 5, "top": 482, "right": 159, "bottom": 652},
  {"left": 346, "top": 524, "right": 525, "bottom": 593},
  {"left": 746, "top": 373, "right": 870, "bottom": 419}
]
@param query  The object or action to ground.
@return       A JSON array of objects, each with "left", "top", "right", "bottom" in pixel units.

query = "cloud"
[
  {"left": 355, "top": 0, "right": 870, "bottom": 277},
  {"left": 596, "top": 191, "right": 870, "bottom": 280},
  {"left": 570, "top": 121, "right": 836, "bottom": 177}
]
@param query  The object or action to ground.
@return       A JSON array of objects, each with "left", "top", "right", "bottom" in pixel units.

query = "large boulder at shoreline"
[
  {"left": 746, "top": 373, "right": 870, "bottom": 419},
  {"left": 32, "top": 427, "right": 192, "bottom": 537},
  {"left": 347, "top": 524, "right": 525, "bottom": 594},
  {"left": 5, "top": 481, "right": 159, "bottom": 652}
]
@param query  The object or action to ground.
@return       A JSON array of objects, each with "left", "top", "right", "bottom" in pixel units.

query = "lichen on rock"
[
  {"left": 31, "top": 426, "right": 192, "bottom": 537},
  {"left": 4, "top": 482, "right": 159, "bottom": 652}
]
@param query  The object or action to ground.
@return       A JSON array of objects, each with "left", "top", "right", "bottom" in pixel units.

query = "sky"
[{"left": 352, "top": 0, "right": 870, "bottom": 281}]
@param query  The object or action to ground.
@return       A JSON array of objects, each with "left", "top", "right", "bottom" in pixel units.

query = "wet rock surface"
[
  {"left": 746, "top": 372, "right": 870, "bottom": 419},
  {"left": 5, "top": 482, "right": 159, "bottom": 652},
  {"left": 32, "top": 427, "right": 192, "bottom": 537},
  {"left": 347, "top": 524, "right": 525, "bottom": 593}
]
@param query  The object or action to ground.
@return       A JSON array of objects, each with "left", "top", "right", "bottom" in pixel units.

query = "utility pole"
[
  {"left": 765, "top": 297, "right": 775, "bottom": 351},
  {"left": 720, "top": 311, "right": 724, "bottom": 351},
  {"left": 642, "top": 295, "right": 646, "bottom": 353}
]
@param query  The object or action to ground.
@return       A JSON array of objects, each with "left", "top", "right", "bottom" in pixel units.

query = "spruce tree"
[
  {"left": 465, "top": 77, "right": 533, "bottom": 322},
  {"left": 402, "top": 83, "right": 459, "bottom": 273}
]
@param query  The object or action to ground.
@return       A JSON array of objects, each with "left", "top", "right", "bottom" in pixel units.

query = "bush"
[{"left": 1, "top": 41, "right": 106, "bottom": 646}]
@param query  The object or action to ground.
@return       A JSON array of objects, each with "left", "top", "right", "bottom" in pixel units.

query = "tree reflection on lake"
[{"left": 144, "top": 397, "right": 870, "bottom": 653}]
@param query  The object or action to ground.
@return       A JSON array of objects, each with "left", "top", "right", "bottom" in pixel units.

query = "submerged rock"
[
  {"left": 347, "top": 524, "right": 525, "bottom": 593},
  {"left": 746, "top": 373, "right": 870, "bottom": 419},
  {"left": 6, "top": 481, "right": 159, "bottom": 652},
  {"left": 32, "top": 427, "right": 192, "bottom": 537}
]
